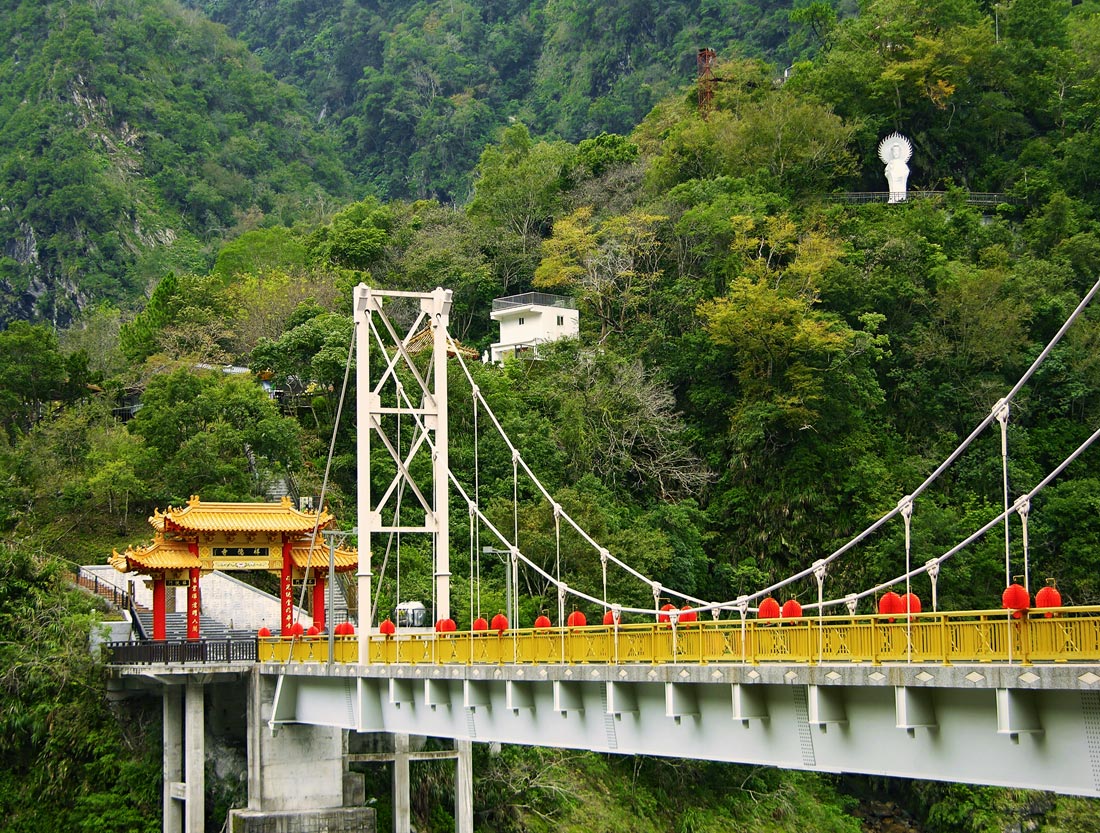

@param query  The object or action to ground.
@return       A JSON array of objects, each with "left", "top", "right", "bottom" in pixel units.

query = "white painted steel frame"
[{"left": 355, "top": 285, "right": 453, "bottom": 659}]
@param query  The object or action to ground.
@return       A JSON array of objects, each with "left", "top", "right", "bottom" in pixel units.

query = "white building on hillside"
[{"left": 488, "top": 292, "right": 579, "bottom": 363}]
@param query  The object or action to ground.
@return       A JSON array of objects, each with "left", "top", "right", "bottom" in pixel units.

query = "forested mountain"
[
  {"left": 184, "top": 0, "right": 826, "bottom": 201},
  {"left": 0, "top": 0, "right": 349, "bottom": 328},
  {"left": 7, "top": 0, "right": 1100, "bottom": 830}
]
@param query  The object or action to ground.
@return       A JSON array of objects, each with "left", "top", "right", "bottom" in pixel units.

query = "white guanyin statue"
[{"left": 878, "top": 132, "right": 913, "bottom": 203}]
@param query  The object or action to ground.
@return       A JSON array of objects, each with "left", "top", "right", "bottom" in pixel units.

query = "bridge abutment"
[{"left": 231, "top": 670, "right": 375, "bottom": 831}]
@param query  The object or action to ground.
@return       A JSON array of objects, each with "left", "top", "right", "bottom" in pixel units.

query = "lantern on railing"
[
  {"left": 902, "top": 593, "right": 921, "bottom": 614},
  {"left": 435, "top": 618, "right": 456, "bottom": 633},
  {"left": 341, "top": 622, "right": 355, "bottom": 635},
  {"left": 490, "top": 612, "right": 509, "bottom": 632},
  {"left": 1002, "top": 582, "right": 1030, "bottom": 619},
  {"left": 534, "top": 614, "right": 552, "bottom": 630},
  {"left": 680, "top": 605, "right": 698, "bottom": 624},
  {"left": 657, "top": 603, "right": 676, "bottom": 623},
  {"left": 781, "top": 599, "right": 802, "bottom": 619},
  {"left": 472, "top": 617, "right": 489, "bottom": 631},
  {"left": 567, "top": 609, "right": 587, "bottom": 627},
  {"left": 878, "top": 591, "right": 904, "bottom": 622},
  {"left": 258, "top": 626, "right": 271, "bottom": 637},
  {"left": 1035, "top": 579, "right": 1061, "bottom": 618},
  {"left": 379, "top": 618, "right": 396, "bottom": 635},
  {"left": 603, "top": 609, "right": 620, "bottom": 626},
  {"left": 307, "top": 625, "right": 321, "bottom": 636},
  {"left": 288, "top": 622, "right": 304, "bottom": 637},
  {"left": 757, "top": 597, "right": 781, "bottom": 620}
]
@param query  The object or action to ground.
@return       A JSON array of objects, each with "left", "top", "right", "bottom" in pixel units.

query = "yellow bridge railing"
[{"left": 258, "top": 607, "right": 1100, "bottom": 667}]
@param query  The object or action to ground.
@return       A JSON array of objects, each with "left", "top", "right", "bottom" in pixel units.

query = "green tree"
[
  {"left": 534, "top": 206, "right": 667, "bottom": 343},
  {"left": 128, "top": 368, "right": 299, "bottom": 502},
  {"left": 0, "top": 321, "right": 68, "bottom": 436}
]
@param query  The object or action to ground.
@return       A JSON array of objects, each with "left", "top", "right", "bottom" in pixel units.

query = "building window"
[
  {"left": 557, "top": 315, "right": 564, "bottom": 326},
  {"left": 518, "top": 317, "right": 525, "bottom": 325}
]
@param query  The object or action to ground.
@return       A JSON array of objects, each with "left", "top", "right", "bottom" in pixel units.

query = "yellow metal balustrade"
[{"left": 258, "top": 607, "right": 1100, "bottom": 666}]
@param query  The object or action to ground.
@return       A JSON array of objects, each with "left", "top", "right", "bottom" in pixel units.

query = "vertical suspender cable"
[
  {"left": 473, "top": 387, "right": 481, "bottom": 619},
  {"left": 995, "top": 400, "right": 1012, "bottom": 588},
  {"left": 900, "top": 497, "right": 913, "bottom": 664},
  {"left": 513, "top": 452, "right": 520, "bottom": 626},
  {"left": 1016, "top": 496, "right": 1032, "bottom": 595}
]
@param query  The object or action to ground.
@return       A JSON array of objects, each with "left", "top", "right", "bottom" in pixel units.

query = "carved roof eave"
[
  {"left": 149, "top": 495, "right": 334, "bottom": 535},
  {"left": 290, "top": 546, "right": 359, "bottom": 573},
  {"left": 110, "top": 540, "right": 198, "bottom": 574}
]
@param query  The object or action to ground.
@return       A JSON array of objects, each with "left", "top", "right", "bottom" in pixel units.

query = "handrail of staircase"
[
  {"left": 76, "top": 566, "right": 131, "bottom": 609},
  {"left": 129, "top": 593, "right": 149, "bottom": 641},
  {"left": 285, "top": 471, "right": 301, "bottom": 507}
]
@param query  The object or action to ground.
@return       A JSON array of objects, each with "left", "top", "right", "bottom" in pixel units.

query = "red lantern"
[
  {"left": 288, "top": 622, "right": 304, "bottom": 637},
  {"left": 757, "top": 597, "right": 780, "bottom": 620},
  {"left": 440, "top": 618, "right": 456, "bottom": 633},
  {"left": 1002, "top": 583, "right": 1030, "bottom": 616},
  {"left": 902, "top": 593, "right": 921, "bottom": 614},
  {"left": 534, "top": 614, "right": 552, "bottom": 630},
  {"left": 342, "top": 623, "right": 355, "bottom": 635},
  {"left": 379, "top": 618, "right": 396, "bottom": 635},
  {"left": 472, "top": 617, "right": 489, "bottom": 631},
  {"left": 602, "top": 609, "right": 619, "bottom": 626},
  {"left": 490, "top": 612, "right": 509, "bottom": 632},
  {"left": 567, "top": 609, "right": 587, "bottom": 627},
  {"left": 781, "top": 599, "right": 802, "bottom": 619},
  {"left": 878, "top": 591, "right": 904, "bottom": 618},
  {"left": 658, "top": 603, "right": 677, "bottom": 623},
  {"left": 307, "top": 625, "right": 321, "bottom": 636},
  {"left": 1002, "top": 583, "right": 1029, "bottom": 609},
  {"left": 1036, "top": 583, "right": 1061, "bottom": 618},
  {"left": 258, "top": 626, "right": 271, "bottom": 637},
  {"left": 680, "top": 605, "right": 698, "bottom": 623}
]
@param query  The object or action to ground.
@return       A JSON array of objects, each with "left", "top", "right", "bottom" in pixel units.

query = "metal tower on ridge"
[{"left": 355, "top": 285, "right": 453, "bottom": 657}]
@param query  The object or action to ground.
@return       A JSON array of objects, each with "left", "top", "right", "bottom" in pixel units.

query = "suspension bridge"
[{"left": 104, "top": 283, "right": 1100, "bottom": 833}]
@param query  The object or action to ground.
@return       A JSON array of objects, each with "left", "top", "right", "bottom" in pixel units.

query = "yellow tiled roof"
[
  {"left": 110, "top": 540, "right": 198, "bottom": 573},
  {"left": 150, "top": 495, "right": 334, "bottom": 534},
  {"left": 290, "top": 545, "right": 359, "bottom": 572}
]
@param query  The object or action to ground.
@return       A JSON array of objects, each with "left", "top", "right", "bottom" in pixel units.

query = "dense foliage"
[
  {"left": 5, "top": 0, "right": 1100, "bottom": 829},
  {"left": 0, "top": 546, "right": 160, "bottom": 833},
  {"left": 0, "top": 0, "right": 349, "bottom": 328},
  {"left": 185, "top": 0, "right": 824, "bottom": 202}
]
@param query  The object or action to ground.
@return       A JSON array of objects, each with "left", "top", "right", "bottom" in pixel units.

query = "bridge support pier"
[
  {"left": 455, "top": 739, "right": 473, "bottom": 833},
  {"left": 162, "top": 682, "right": 204, "bottom": 833},
  {"left": 393, "top": 733, "right": 411, "bottom": 833}
]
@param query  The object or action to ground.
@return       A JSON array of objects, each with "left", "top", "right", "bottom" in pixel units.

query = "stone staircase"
[{"left": 134, "top": 611, "right": 256, "bottom": 642}]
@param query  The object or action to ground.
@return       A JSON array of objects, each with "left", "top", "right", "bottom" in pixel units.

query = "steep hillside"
[
  {"left": 184, "top": 0, "right": 818, "bottom": 201},
  {"left": 0, "top": 0, "right": 350, "bottom": 327}
]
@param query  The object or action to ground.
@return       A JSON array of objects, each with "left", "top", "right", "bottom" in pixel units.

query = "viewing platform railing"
[
  {"left": 104, "top": 637, "right": 258, "bottom": 665},
  {"left": 829, "top": 191, "right": 1015, "bottom": 207},
  {"left": 492, "top": 292, "right": 577, "bottom": 312}
]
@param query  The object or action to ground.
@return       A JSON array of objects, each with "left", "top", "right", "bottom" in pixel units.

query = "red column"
[
  {"left": 187, "top": 566, "right": 201, "bottom": 641},
  {"left": 281, "top": 538, "right": 294, "bottom": 634},
  {"left": 153, "top": 577, "right": 167, "bottom": 641},
  {"left": 313, "top": 576, "right": 327, "bottom": 632}
]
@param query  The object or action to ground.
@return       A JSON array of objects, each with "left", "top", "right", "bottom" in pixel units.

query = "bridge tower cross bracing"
[{"left": 355, "top": 285, "right": 453, "bottom": 656}]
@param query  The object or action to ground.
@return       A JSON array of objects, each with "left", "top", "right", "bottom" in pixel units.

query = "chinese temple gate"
[{"left": 110, "top": 495, "right": 357, "bottom": 640}]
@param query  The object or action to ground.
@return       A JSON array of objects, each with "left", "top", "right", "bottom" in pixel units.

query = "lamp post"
[{"left": 482, "top": 546, "right": 512, "bottom": 624}]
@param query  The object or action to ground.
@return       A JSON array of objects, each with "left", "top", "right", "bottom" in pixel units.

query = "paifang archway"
[{"left": 110, "top": 495, "right": 357, "bottom": 639}]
